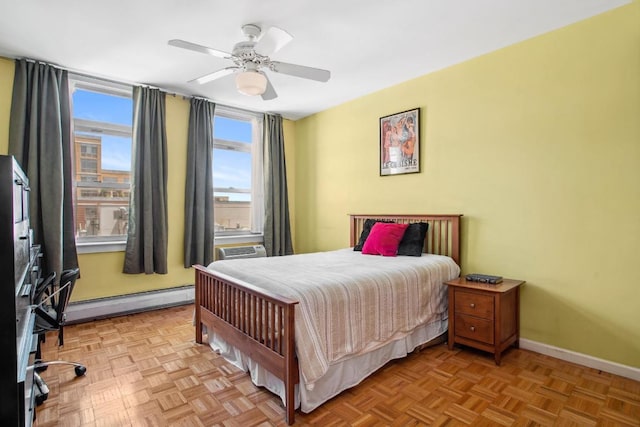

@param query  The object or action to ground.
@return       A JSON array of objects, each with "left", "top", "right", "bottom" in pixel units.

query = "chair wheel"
[
  {"left": 35, "top": 392, "right": 48, "bottom": 406},
  {"left": 75, "top": 366, "right": 87, "bottom": 376}
]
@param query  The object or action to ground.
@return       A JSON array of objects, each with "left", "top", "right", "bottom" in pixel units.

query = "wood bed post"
[
  {"left": 450, "top": 215, "right": 461, "bottom": 266},
  {"left": 194, "top": 265, "right": 203, "bottom": 344},
  {"left": 284, "top": 303, "right": 296, "bottom": 425}
]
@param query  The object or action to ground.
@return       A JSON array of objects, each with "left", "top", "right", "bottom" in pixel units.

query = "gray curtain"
[
  {"left": 123, "top": 87, "right": 168, "bottom": 274},
  {"left": 8, "top": 59, "right": 78, "bottom": 279},
  {"left": 183, "top": 98, "right": 215, "bottom": 267},
  {"left": 263, "top": 114, "right": 294, "bottom": 256}
]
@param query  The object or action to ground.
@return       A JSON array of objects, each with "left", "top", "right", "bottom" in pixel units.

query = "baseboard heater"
[{"left": 65, "top": 285, "right": 194, "bottom": 324}]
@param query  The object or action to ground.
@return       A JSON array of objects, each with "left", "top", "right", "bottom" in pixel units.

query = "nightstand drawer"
[
  {"left": 454, "top": 291, "right": 494, "bottom": 319},
  {"left": 454, "top": 313, "right": 494, "bottom": 344}
]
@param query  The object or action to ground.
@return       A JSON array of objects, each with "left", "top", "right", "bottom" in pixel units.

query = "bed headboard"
[{"left": 349, "top": 214, "right": 462, "bottom": 266}]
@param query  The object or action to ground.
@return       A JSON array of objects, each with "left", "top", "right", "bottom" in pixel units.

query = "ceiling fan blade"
[
  {"left": 261, "top": 75, "right": 278, "bottom": 101},
  {"left": 254, "top": 26, "right": 293, "bottom": 56},
  {"left": 168, "top": 39, "right": 231, "bottom": 58},
  {"left": 270, "top": 61, "right": 331, "bottom": 82},
  {"left": 189, "top": 67, "right": 238, "bottom": 84}
]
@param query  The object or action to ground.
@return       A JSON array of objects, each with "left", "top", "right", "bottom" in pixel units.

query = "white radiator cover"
[{"left": 218, "top": 244, "right": 267, "bottom": 260}]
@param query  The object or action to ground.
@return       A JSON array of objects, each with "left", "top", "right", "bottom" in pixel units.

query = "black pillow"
[
  {"left": 353, "top": 219, "right": 394, "bottom": 251},
  {"left": 397, "top": 222, "right": 429, "bottom": 256}
]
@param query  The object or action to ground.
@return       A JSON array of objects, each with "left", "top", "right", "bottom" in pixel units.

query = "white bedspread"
[{"left": 206, "top": 248, "right": 460, "bottom": 391}]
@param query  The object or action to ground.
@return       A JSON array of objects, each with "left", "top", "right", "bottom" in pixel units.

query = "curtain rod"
[
  {"left": 14, "top": 56, "right": 273, "bottom": 116},
  {"left": 16, "top": 56, "right": 191, "bottom": 99}
]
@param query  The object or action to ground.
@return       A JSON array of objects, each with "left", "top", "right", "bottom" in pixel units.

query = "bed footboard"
[{"left": 193, "top": 264, "right": 299, "bottom": 425}]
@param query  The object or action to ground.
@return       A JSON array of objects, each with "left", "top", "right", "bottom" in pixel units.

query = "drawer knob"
[
  {"left": 470, "top": 303, "right": 476, "bottom": 308},
  {"left": 470, "top": 326, "right": 476, "bottom": 332}
]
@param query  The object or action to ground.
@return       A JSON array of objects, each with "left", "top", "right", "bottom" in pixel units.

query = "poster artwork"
[{"left": 379, "top": 108, "right": 420, "bottom": 176}]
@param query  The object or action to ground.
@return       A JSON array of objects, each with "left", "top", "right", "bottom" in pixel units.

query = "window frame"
[
  {"left": 212, "top": 105, "right": 264, "bottom": 243},
  {"left": 69, "top": 74, "right": 133, "bottom": 253},
  {"left": 68, "top": 76, "right": 266, "bottom": 252}
]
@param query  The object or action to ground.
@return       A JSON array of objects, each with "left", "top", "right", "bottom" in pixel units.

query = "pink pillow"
[{"left": 361, "top": 222, "right": 409, "bottom": 256}]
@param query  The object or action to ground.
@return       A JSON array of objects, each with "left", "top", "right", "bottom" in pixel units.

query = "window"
[
  {"left": 80, "top": 159, "right": 98, "bottom": 173},
  {"left": 80, "top": 144, "right": 98, "bottom": 158},
  {"left": 80, "top": 190, "right": 99, "bottom": 198},
  {"left": 70, "top": 75, "right": 132, "bottom": 246},
  {"left": 79, "top": 175, "right": 97, "bottom": 182},
  {"left": 213, "top": 106, "right": 264, "bottom": 238}
]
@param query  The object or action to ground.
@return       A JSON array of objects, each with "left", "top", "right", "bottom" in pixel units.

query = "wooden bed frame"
[{"left": 193, "top": 214, "right": 461, "bottom": 425}]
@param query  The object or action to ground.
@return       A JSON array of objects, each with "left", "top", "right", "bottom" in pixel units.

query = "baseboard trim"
[
  {"left": 519, "top": 338, "right": 640, "bottom": 382},
  {"left": 66, "top": 285, "right": 194, "bottom": 324}
]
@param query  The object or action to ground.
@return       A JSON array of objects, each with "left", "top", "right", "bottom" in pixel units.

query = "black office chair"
[{"left": 32, "top": 268, "right": 87, "bottom": 377}]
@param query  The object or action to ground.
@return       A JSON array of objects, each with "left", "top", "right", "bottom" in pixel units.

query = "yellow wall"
[
  {"left": 294, "top": 3, "right": 640, "bottom": 367},
  {"left": 283, "top": 119, "right": 297, "bottom": 247},
  {"left": 0, "top": 57, "right": 14, "bottom": 154}
]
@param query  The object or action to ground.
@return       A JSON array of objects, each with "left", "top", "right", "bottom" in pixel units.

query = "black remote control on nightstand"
[{"left": 465, "top": 273, "right": 503, "bottom": 284}]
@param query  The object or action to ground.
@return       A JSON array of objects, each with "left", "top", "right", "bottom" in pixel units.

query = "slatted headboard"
[{"left": 349, "top": 214, "right": 462, "bottom": 265}]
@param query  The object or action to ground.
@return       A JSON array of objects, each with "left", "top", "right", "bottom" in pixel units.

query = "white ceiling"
[{"left": 0, "top": 0, "right": 630, "bottom": 120}]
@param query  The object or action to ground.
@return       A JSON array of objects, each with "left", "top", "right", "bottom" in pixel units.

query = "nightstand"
[{"left": 444, "top": 277, "right": 525, "bottom": 365}]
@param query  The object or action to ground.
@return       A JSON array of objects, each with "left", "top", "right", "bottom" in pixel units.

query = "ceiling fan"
[{"left": 168, "top": 24, "right": 331, "bottom": 100}]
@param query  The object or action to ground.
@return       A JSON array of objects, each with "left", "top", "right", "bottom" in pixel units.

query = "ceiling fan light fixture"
[
  {"left": 235, "top": 70, "right": 267, "bottom": 96},
  {"left": 170, "top": 24, "right": 331, "bottom": 101}
]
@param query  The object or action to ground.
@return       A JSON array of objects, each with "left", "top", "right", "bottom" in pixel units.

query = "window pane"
[
  {"left": 101, "top": 136, "right": 131, "bottom": 171},
  {"left": 213, "top": 149, "right": 251, "bottom": 199},
  {"left": 76, "top": 202, "right": 129, "bottom": 237},
  {"left": 214, "top": 194, "right": 251, "bottom": 232},
  {"left": 214, "top": 116, "right": 252, "bottom": 143},
  {"left": 73, "top": 89, "right": 132, "bottom": 126},
  {"left": 72, "top": 84, "right": 132, "bottom": 241},
  {"left": 212, "top": 111, "right": 259, "bottom": 234},
  {"left": 213, "top": 147, "right": 252, "bottom": 232},
  {"left": 80, "top": 158, "right": 97, "bottom": 173}
]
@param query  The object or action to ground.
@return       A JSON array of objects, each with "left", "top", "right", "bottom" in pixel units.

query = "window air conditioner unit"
[{"left": 218, "top": 245, "right": 267, "bottom": 260}]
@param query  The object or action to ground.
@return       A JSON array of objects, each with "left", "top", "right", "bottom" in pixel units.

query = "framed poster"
[{"left": 379, "top": 108, "right": 420, "bottom": 176}]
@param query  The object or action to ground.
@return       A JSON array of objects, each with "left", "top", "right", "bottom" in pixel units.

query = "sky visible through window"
[
  {"left": 73, "top": 90, "right": 132, "bottom": 171},
  {"left": 213, "top": 116, "right": 252, "bottom": 202},
  {"left": 72, "top": 90, "right": 252, "bottom": 200}
]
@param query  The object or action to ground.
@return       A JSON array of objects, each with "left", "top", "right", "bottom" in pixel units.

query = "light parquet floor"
[{"left": 34, "top": 304, "right": 640, "bottom": 426}]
